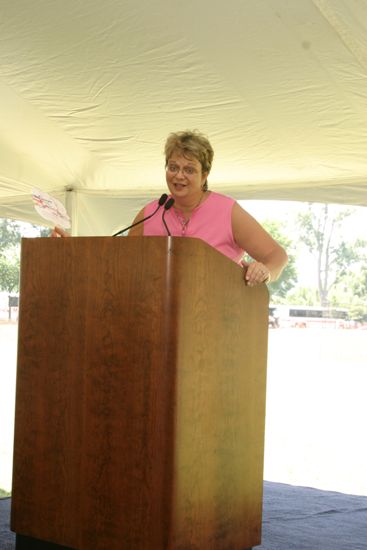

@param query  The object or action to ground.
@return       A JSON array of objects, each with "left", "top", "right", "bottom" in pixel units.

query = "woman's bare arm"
[{"left": 232, "top": 202, "right": 288, "bottom": 286}]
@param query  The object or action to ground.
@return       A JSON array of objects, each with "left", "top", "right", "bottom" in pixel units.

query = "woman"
[
  {"left": 53, "top": 130, "right": 287, "bottom": 286},
  {"left": 127, "top": 130, "right": 287, "bottom": 286}
]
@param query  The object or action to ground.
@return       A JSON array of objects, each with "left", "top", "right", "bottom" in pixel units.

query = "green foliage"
[
  {"left": 0, "top": 250, "right": 20, "bottom": 293},
  {"left": 349, "top": 304, "right": 367, "bottom": 323},
  {"left": 0, "top": 218, "right": 48, "bottom": 293},
  {"left": 327, "top": 266, "right": 367, "bottom": 321},
  {"left": 285, "top": 286, "right": 319, "bottom": 306},
  {"left": 0, "top": 219, "right": 21, "bottom": 251},
  {"left": 0, "top": 220, "right": 21, "bottom": 292},
  {"left": 350, "top": 262, "right": 367, "bottom": 299}
]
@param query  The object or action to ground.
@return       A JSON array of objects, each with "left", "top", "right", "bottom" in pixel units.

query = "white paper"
[{"left": 32, "top": 189, "right": 71, "bottom": 229}]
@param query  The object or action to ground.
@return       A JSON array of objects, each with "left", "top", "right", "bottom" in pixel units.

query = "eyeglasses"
[{"left": 166, "top": 163, "right": 199, "bottom": 176}]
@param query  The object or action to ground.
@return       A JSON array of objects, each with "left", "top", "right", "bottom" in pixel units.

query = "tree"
[
  {"left": 285, "top": 286, "right": 319, "bottom": 306},
  {"left": 296, "top": 204, "right": 367, "bottom": 306},
  {"left": 0, "top": 252, "right": 20, "bottom": 293},
  {"left": 351, "top": 263, "right": 367, "bottom": 301},
  {"left": 0, "top": 218, "right": 48, "bottom": 294},
  {"left": 0, "top": 219, "right": 21, "bottom": 293},
  {"left": 328, "top": 264, "right": 367, "bottom": 321},
  {"left": 0, "top": 218, "right": 21, "bottom": 251}
]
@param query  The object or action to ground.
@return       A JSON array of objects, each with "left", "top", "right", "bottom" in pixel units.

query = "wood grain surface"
[{"left": 11, "top": 236, "right": 268, "bottom": 549}]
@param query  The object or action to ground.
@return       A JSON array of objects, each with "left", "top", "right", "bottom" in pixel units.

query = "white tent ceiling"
[{"left": 0, "top": 0, "right": 366, "bottom": 235}]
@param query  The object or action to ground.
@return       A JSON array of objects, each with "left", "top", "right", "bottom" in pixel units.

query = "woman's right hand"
[{"left": 50, "top": 226, "right": 70, "bottom": 238}]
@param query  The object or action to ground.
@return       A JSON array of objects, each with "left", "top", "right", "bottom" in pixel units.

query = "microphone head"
[
  {"left": 158, "top": 193, "right": 168, "bottom": 206},
  {"left": 164, "top": 198, "right": 175, "bottom": 210}
]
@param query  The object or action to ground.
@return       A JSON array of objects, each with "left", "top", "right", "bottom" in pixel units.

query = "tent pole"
[{"left": 65, "top": 187, "right": 78, "bottom": 236}]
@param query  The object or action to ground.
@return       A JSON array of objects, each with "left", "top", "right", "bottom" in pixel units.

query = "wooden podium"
[{"left": 11, "top": 236, "right": 269, "bottom": 550}]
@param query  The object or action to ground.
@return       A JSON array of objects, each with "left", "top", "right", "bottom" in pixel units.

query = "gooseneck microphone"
[
  {"left": 113, "top": 193, "right": 168, "bottom": 236},
  {"left": 162, "top": 197, "right": 175, "bottom": 236}
]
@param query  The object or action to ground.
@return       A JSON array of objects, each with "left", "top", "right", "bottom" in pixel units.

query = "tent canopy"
[{"left": 1, "top": 0, "right": 367, "bottom": 234}]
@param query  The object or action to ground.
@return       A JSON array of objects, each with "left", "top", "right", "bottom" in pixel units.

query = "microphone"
[
  {"left": 162, "top": 198, "right": 175, "bottom": 236},
  {"left": 113, "top": 194, "right": 168, "bottom": 236}
]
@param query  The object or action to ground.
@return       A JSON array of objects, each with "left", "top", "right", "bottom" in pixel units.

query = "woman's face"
[{"left": 165, "top": 152, "right": 207, "bottom": 201}]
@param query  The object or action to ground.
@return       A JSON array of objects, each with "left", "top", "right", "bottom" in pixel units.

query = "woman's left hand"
[
  {"left": 241, "top": 260, "right": 270, "bottom": 286},
  {"left": 50, "top": 226, "right": 70, "bottom": 238}
]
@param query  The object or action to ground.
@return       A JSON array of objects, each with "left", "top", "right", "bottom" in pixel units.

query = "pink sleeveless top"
[{"left": 143, "top": 191, "right": 244, "bottom": 263}]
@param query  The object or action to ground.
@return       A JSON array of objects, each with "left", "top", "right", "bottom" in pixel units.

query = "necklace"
[{"left": 174, "top": 192, "right": 205, "bottom": 235}]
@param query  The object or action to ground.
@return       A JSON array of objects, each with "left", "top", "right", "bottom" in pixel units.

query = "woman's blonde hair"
[{"left": 164, "top": 130, "right": 214, "bottom": 191}]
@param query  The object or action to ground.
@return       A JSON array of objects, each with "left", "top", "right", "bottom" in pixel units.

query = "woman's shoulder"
[
  {"left": 204, "top": 191, "right": 236, "bottom": 207},
  {"left": 144, "top": 197, "right": 160, "bottom": 214}
]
